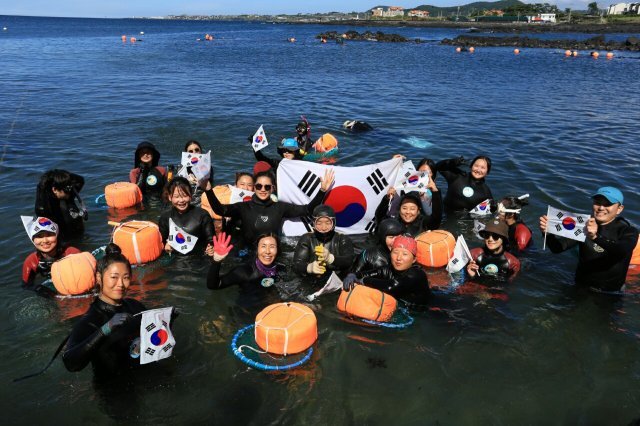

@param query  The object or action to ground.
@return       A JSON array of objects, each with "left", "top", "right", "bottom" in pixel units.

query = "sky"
[{"left": 0, "top": 1, "right": 601, "bottom": 19}]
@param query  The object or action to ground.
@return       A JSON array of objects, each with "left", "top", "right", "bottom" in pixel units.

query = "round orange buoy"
[
  {"left": 254, "top": 303, "right": 317, "bottom": 355},
  {"left": 312, "top": 133, "right": 338, "bottom": 153},
  {"left": 469, "top": 46, "right": 475, "bottom": 53},
  {"left": 121, "top": 35, "right": 126, "bottom": 42},
  {"left": 130, "top": 37, "right": 136, "bottom": 43},
  {"left": 51, "top": 252, "right": 97, "bottom": 295},
  {"left": 606, "top": 52, "right": 614, "bottom": 59},
  {"left": 514, "top": 48, "right": 520, "bottom": 55},
  {"left": 592, "top": 51, "right": 599, "bottom": 58},
  {"left": 105, "top": 182, "right": 143, "bottom": 209},
  {"left": 565, "top": 50, "right": 572, "bottom": 57},
  {"left": 200, "top": 185, "right": 232, "bottom": 220},
  {"left": 415, "top": 230, "right": 456, "bottom": 268},
  {"left": 631, "top": 238, "right": 640, "bottom": 265},
  {"left": 455, "top": 47, "right": 461, "bottom": 53},
  {"left": 112, "top": 221, "right": 163, "bottom": 265},
  {"left": 572, "top": 50, "right": 578, "bottom": 57},
  {"left": 337, "top": 285, "right": 397, "bottom": 322}
]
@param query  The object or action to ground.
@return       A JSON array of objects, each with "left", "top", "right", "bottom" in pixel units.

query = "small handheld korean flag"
[
  {"left": 252, "top": 125, "right": 269, "bottom": 152},
  {"left": 229, "top": 186, "right": 254, "bottom": 204},
  {"left": 473, "top": 219, "right": 486, "bottom": 239},
  {"left": 446, "top": 235, "right": 473, "bottom": 274},
  {"left": 180, "top": 151, "right": 211, "bottom": 184},
  {"left": 396, "top": 170, "right": 430, "bottom": 194},
  {"left": 140, "top": 307, "right": 175, "bottom": 365},
  {"left": 306, "top": 271, "right": 343, "bottom": 301},
  {"left": 393, "top": 160, "right": 416, "bottom": 187},
  {"left": 545, "top": 206, "right": 589, "bottom": 243},
  {"left": 470, "top": 199, "right": 493, "bottom": 216},
  {"left": 168, "top": 218, "right": 198, "bottom": 254}
]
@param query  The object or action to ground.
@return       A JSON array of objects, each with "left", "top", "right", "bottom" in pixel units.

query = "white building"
[
  {"left": 607, "top": 3, "right": 640, "bottom": 14},
  {"left": 371, "top": 6, "right": 405, "bottom": 18},
  {"left": 539, "top": 13, "right": 557, "bottom": 22}
]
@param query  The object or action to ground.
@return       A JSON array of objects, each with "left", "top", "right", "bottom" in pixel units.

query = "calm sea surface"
[{"left": 1, "top": 15, "right": 640, "bottom": 425}]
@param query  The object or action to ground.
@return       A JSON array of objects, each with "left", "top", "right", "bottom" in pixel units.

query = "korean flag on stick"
[
  {"left": 446, "top": 235, "right": 473, "bottom": 274},
  {"left": 229, "top": 186, "right": 254, "bottom": 204},
  {"left": 252, "top": 125, "right": 269, "bottom": 152},
  {"left": 396, "top": 170, "right": 430, "bottom": 194},
  {"left": 278, "top": 157, "right": 402, "bottom": 236},
  {"left": 544, "top": 205, "right": 589, "bottom": 245},
  {"left": 140, "top": 307, "right": 176, "bottom": 365},
  {"left": 168, "top": 218, "right": 198, "bottom": 254},
  {"left": 393, "top": 160, "right": 416, "bottom": 187},
  {"left": 470, "top": 199, "right": 493, "bottom": 217},
  {"left": 179, "top": 150, "right": 211, "bottom": 184}
]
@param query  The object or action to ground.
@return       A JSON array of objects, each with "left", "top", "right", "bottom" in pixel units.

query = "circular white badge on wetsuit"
[
  {"left": 129, "top": 337, "right": 141, "bottom": 359},
  {"left": 261, "top": 278, "right": 274, "bottom": 288},
  {"left": 462, "top": 186, "right": 474, "bottom": 198},
  {"left": 483, "top": 264, "right": 499, "bottom": 275},
  {"left": 146, "top": 175, "right": 158, "bottom": 186}
]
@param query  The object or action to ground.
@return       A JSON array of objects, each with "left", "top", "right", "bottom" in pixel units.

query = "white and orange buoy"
[
  {"left": 455, "top": 47, "right": 461, "bottom": 53},
  {"left": 469, "top": 46, "right": 475, "bottom": 53},
  {"left": 606, "top": 52, "right": 614, "bottom": 59},
  {"left": 564, "top": 50, "right": 572, "bottom": 57},
  {"left": 514, "top": 48, "right": 520, "bottom": 55}
]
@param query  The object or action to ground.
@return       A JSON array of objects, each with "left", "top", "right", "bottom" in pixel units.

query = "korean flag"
[
  {"left": 446, "top": 235, "right": 473, "bottom": 274},
  {"left": 252, "top": 125, "right": 269, "bottom": 152},
  {"left": 469, "top": 199, "right": 493, "bottom": 217},
  {"left": 139, "top": 307, "right": 176, "bottom": 365},
  {"left": 545, "top": 205, "right": 589, "bottom": 242},
  {"left": 179, "top": 150, "right": 211, "bottom": 183},
  {"left": 229, "top": 186, "right": 254, "bottom": 204},
  {"left": 168, "top": 218, "right": 198, "bottom": 254}
]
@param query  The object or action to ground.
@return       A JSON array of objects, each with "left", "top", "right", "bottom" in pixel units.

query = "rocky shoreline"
[
  {"left": 441, "top": 34, "right": 640, "bottom": 51},
  {"left": 316, "top": 30, "right": 415, "bottom": 43}
]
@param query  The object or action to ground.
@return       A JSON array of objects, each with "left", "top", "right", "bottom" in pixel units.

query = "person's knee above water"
[
  {"left": 352, "top": 218, "right": 403, "bottom": 274},
  {"left": 21, "top": 216, "right": 80, "bottom": 293},
  {"left": 539, "top": 186, "right": 639, "bottom": 292},
  {"left": 497, "top": 194, "right": 533, "bottom": 253},
  {"left": 129, "top": 141, "right": 167, "bottom": 196},
  {"left": 436, "top": 155, "right": 493, "bottom": 212},
  {"left": 35, "top": 169, "right": 87, "bottom": 240},
  {"left": 467, "top": 218, "right": 520, "bottom": 283},
  {"left": 62, "top": 243, "right": 147, "bottom": 377},
  {"left": 343, "top": 235, "right": 431, "bottom": 307},
  {"left": 293, "top": 204, "right": 355, "bottom": 281},
  {"left": 159, "top": 176, "right": 214, "bottom": 257}
]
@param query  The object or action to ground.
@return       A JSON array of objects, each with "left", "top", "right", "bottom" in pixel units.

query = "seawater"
[{"left": 1, "top": 16, "right": 640, "bottom": 424}]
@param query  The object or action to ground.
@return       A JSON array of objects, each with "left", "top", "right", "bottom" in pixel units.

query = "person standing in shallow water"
[
  {"left": 539, "top": 186, "right": 639, "bottom": 292},
  {"left": 436, "top": 155, "right": 493, "bottom": 213},
  {"left": 35, "top": 169, "right": 87, "bottom": 241},
  {"left": 467, "top": 218, "right": 520, "bottom": 283},
  {"left": 129, "top": 141, "right": 167, "bottom": 197}
]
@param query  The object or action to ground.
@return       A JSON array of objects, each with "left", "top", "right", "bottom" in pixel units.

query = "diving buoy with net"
[
  {"left": 337, "top": 285, "right": 397, "bottom": 322},
  {"left": 255, "top": 302, "right": 317, "bottom": 355},
  {"left": 416, "top": 230, "right": 456, "bottom": 268},
  {"left": 105, "top": 182, "right": 143, "bottom": 209},
  {"left": 112, "top": 220, "right": 163, "bottom": 265},
  {"left": 631, "top": 238, "right": 640, "bottom": 265},
  {"left": 313, "top": 133, "right": 338, "bottom": 153},
  {"left": 50, "top": 252, "right": 97, "bottom": 295},
  {"left": 200, "top": 185, "right": 231, "bottom": 220}
]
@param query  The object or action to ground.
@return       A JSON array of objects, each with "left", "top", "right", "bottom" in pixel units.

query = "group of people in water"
[{"left": 20, "top": 119, "right": 639, "bottom": 378}]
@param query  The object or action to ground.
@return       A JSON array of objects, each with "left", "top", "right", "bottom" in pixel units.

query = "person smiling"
[
  {"left": 436, "top": 155, "right": 493, "bottom": 213},
  {"left": 466, "top": 218, "right": 520, "bottom": 282},
  {"left": 539, "top": 186, "right": 639, "bottom": 292},
  {"left": 129, "top": 141, "right": 167, "bottom": 196}
]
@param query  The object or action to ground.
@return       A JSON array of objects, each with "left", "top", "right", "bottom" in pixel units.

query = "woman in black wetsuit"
[
  {"left": 62, "top": 244, "right": 146, "bottom": 378},
  {"left": 203, "top": 169, "right": 334, "bottom": 247},
  {"left": 352, "top": 218, "right": 404, "bottom": 274},
  {"left": 176, "top": 140, "right": 214, "bottom": 207},
  {"left": 375, "top": 190, "right": 442, "bottom": 237},
  {"left": 206, "top": 232, "right": 287, "bottom": 308},
  {"left": 129, "top": 141, "right": 167, "bottom": 197},
  {"left": 159, "top": 177, "right": 214, "bottom": 257},
  {"left": 35, "top": 169, "right": 87, "bottom": 240},
  {"left": 436, "top": 155, "right": 493, "bottom": 213},
  {"left": 466, "top": 218, "right": 520, "bottom": 283},
  {"left": 343, "top": 235, "right": 431, "bottom": 307}
]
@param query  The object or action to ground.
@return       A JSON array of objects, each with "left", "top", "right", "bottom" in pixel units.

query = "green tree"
[{"left": 588, "top": 2, "right": 599, "bottom": 15}]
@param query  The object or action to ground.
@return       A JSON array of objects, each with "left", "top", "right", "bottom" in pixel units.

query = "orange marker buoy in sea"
[
  {"left": 130, "top": 37, "right": 136, "bottom": 43},
  {"left": 514, "top": 48, "right": 520, "bottom": 55},
  {"left": 606, "top": 52, "right": 614, "bottom": 59},
  {"left": 565, "top": 50, "right": 572, "bottom": 56},
  {"left": 572, "top": 50, "right": 578, "bottom": 57},
  {"left": 469, "top": 46, "right": 475, "bottom": 53},
  {"left": 455, "top": 47, "right": 461, "bottom": 53},
  {"left": 591, "top": 51, "right": 599, "bottom": 58},
  {"left": 121, "top": 35, "right": 126, "bottom": 42}
]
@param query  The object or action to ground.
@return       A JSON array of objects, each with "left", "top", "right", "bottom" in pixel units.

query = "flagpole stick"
[{"left": 542, "top": 205, "right": 550, "bottom": 251}]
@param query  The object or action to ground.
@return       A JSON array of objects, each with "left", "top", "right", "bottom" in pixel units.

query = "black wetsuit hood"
[{"left": 134, "top": 141, "right": 161, "bottom": 168}]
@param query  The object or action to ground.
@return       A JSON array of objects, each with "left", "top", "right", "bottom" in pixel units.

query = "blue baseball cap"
[{"left": 592, "top": 186, "right": 624, "bottom": 204}]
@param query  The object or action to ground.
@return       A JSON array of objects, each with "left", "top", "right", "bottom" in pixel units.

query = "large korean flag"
[
  {"left": 546, "top": 205, "right": 589, "bottom": 242},
  {"left": 278, "top": 157, "right": 402, "bottom": 236}
]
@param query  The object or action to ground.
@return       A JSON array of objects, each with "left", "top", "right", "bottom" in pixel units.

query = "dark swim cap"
[
  {"left": 296, "top": 121, "right": 309, "bottom": 133},
  {"left": 400, "top": 191, "right": 422, "bottom": 209},
  {"left": 376, "top": 218, "right": 403, "bottom": 243},
  {"left": 312, "top": 204, "right": 336, "bottom": 242}
]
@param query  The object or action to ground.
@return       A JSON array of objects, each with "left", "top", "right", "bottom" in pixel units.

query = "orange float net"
[
  {"left": 112, "top": 221, "right": 163, "bottom": 265},
  {"left": 631, "top": 238, "right": 640, "bottom": 265},
  {"left": 416, "top": 230, "right": 456, "bottom": 268},
  {"left": 337, "top": 285, "right": 397, "bottom": 322},
  {"left": 105, "top": 182, "right": 143, "bottom": 209},
  {"left": 51, "top": 252, "right": 97, "bottom": 295},
  {"left": 254, "top": 302, "right": 318, "bottom": 355},
  {"left": 313, "top": 133, "right": 338, "bottom": 153}
]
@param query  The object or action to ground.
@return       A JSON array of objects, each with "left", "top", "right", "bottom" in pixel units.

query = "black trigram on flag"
[
  {"left": 576, "top": 216, "right": 585, "bottom": 224},
  {"left": 364, "top": 219, "right": 377, "bottom": 234},
  {"left": 555, "top": 224, "right": 562, "bottom": 232},
  {"left": 450, "top": 258, "right": 459, "bottom": 265},
  {"left": 162, "top": 343, "right": 173, "bottom": 353},
  {"left": 556, "top": 211, "right": 564, "bottom": 219},
  {"left": 145, "top": 348, "right": 156, "bottom": 355},
  {"left": 145, "top": 323, "right": 156, "bottom": 332},
  {"left": 574, "top": 229, "right": 583, "bottom": 236},
  {"left": 298, "top": 170, "right": 321, "bottom": 198},
  {"left": 300, "top": 215, "right": 313, "bottom": 232},
  {"left": 366, "top": 168, "right": 388, "bottom": 195}
]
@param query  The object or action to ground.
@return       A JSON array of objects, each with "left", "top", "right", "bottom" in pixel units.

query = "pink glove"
[{"left": 212, "top": 232, "right": 233, "bottom": 261}]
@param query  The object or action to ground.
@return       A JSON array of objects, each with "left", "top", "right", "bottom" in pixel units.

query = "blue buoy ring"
[{"left": 359, "top": 308, "right": 414, "bottom": 329}]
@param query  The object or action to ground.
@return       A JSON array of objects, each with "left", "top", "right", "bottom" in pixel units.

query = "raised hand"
[
  {"left": 320, "top": 168, "right": 335, "bottom": 192},
  {"left": 212, "top": 232, "right": 233, "bottom": 262}
]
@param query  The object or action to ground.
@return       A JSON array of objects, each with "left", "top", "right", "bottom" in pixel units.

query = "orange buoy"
[
  {"left": 591, "top": 51, "right": 599, "bottom": 58},
  {"left": 572, "top": 50, "right": 578, "bottom": 57},
  {"left": 514, "top": 48, "right": 520, "bottom": 55},
  {"left": 112, "top": 221, "right": 163, "bottom": 265},
  {"left": 121, "top": 35, "right": 126, "bottom": 42},
  {"left": 130, "top": 37, "right": 136, "bottom": 43},
  {"left": 606, "top": 52, "right": 614, "bottom": 59},
  {"left": 337, "top": 285, "right": 397, "bottom": 322},
  {"left": 105, "top": 182, "right": 143, "bottom": 209},
  {"left": 200, "top": 185, "right": 232, "bottom": 220},
  {"left": 415, "top": 230, "right": 456, "bottom": 268},
  {"left": 631, "top": 238, "right": 640, "bottom": 265},
  {"left": 455, "top": 47, "right": 461, "bottom": 53},
  {"left": 254, "top": 303, "right": 317, "bottom": 355},
  {"left": 565, "top": 50, "right": 572, "bottom": 57},
  {"left": 469, "top": 46, "right": 475, "bottom": 53},
  {"left": 51, "top": 252, "right": 97, "bottom": 295},
  {"left": 312, "top": 133, "right": 338, "bottom": 153}
]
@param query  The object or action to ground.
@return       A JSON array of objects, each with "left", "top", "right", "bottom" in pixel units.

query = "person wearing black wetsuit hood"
[
  {"left": 252, "top": 137, "right": 304, "bottom": 171},
  {"left": 293, "top": 204, "right": 354, "bottom": 281},
  {"left": 294, "top": 120, "right": 313, "bottom": 155},
  {"left": 352, "top": 218, "right": 403, "bottom": 274},
  {"left": 436, "top": 155, "right": 493, "bottom": 213},
  {"left": 129, "top": 141, "right": 167, "bottom": 196},
  {"left": 35, "top": 169, "right": 87, "bottom": 241}
]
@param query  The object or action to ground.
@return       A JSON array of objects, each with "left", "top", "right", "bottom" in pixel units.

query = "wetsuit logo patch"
[
  {"left": 462, "top": 186, "right": 474, "bottom": 198},
  {"left": 146, "top": 175, "right": 158, "bottom": 186},
  {"left": 261, "top": 278, "right": 274, "bottom": 287},
  {"left": 483, "top": 264, "right": 499, "bottom": 275},
  {"left": 129, "top": 337, "right": 141, "bottom": 359},
  {"left": 592, "top": 243, "right": 605, "bottom": 253},
  {"left": 260, "top": 215, "right": 269, "bottom": 223}
]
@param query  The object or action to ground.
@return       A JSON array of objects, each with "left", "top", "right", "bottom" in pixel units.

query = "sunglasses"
[
  {"left": 187, "top": 148, "right": 201, "bottom": 153},
  {"left": 254, "top": 183, "right": 272, "bottom": 191},
  {"left": 480, "top": 231, "right": 502, "bottom": 241}
]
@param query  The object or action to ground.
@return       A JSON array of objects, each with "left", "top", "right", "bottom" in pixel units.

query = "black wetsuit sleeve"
[
  {"left": 351, "top": 250, "right": 369, "bottom": 275},
  {"left": 206, "top": 261, "right": 254, "bottom": 289},
  {"left": 435, "top": 158, "right": 464, "bottom": 184},
  {"left": 203, "top": 188, "right": 240, "bottom": 218},
  {"left": 424, "top": 190, "right": 443, "bottom": 230},
  {"left": 281, "top": 189, "right": 326, "bottom": 219},
  {"left": 546, "top": 233, "right": 578, "bottom": 253},
  {"left": 69, "top": 173, "right": 85, "bottom": 193},
  {"left": 293, "top": 234, "right": 314, "bottom": 275},
  {"left": 253, "top": 149, "right": 281, "bottom": 170},
  {"left": 34, "top": 182, "right": 51, "bottom": 217},
  {"left": 594, "top": 227, "right": 639, "bottom": 258},
  {"left": 62, "top": 317, "right": 106, "bottom": 372},
  {"left": 159, "top": 211, "right": 169, "bottom": 243},
  {"left": 201, "top": 210, "right": 215, "bottom": 244},
  {"left": 374, "top": 194, "right": 392, "bottom": 223},
  {"left": 329, "top": 235, "right": 354, "bottom": 271}
]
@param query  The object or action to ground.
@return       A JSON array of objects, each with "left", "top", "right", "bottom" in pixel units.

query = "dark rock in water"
[
  {"left": 317, "top": 30, "right": 410, "bottom": 43},
  {"left": 441, "top": 34, "right": 640, "bottom": 51},
  {"left": 343, "top": 120, "right": 373, "bottom": 132}
]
